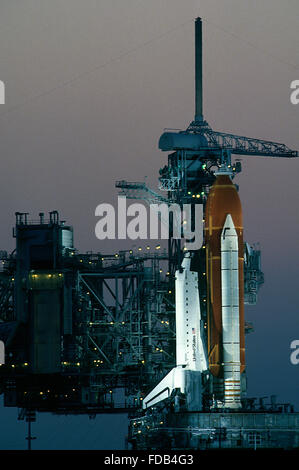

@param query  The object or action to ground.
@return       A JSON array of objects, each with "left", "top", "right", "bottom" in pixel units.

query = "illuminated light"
[
  {"left": 133, "top": 422, "right": 137, "bottom": 426},
  {"left": 183, "top": 246, "right": 187, "bottom": 251},
  {"left": 183, "top": 220, "right": 187, "bottom": 225},
  {"left": 140, "top": 397, "right": 143, "bottom": 401},
  {"left": 196, "top": 194, "right": 200, "bottom": 198},
  {"left": 119, "top": 352, "right": 122, "bottom": 355},
  {"left": 160, "top": 349, "right": 163, "bottom": 352},
  {"left": 94, "top": 347, "right": 97, "bottom": 351},
  {"left": 101, "top": 257, "right": 104, "bottom": 261},
  {"left": 80, "top": 259, "right": 83, "bottom": 263},
  {"left": 48, "top": 274, "right": 52, "bottom": 278},
  {"left": 87, "top": 292, "right": 90, "bottom": 295},
  {"left": 138, "top": 247, "right": 142, "bottom": 251},
  {"left": 115, "top": 253, "right": 119, "bottom": 258},
  {"left": 109, "top": 390, "right": 113, "bottom": 394},
  {"left": 122, "top": 321, "right": 125, "bottom": 325},
  {"left": 89, "top": 261, "right": 92, "bottom": 264},
  {"left": 11, "top": 364, "right": 15, "bottom": 368},
  {"left": 187, "top": 191, "right": 191, "bottom": 195},
  {"left": 76, "top": 362, "right": 80, "bottom": 366},
  {"left": 201, "top": 191, "right": 205, "bottom": 196},
  {"left": 58, "top": 273, "right": 63, "bottom": 277},
  {"left": 146, "top": 246, "right": 150, "bottom": 250},
  {"left": 202, "top": 163, "right": 207, "bottom": 169},
  {"left": 203, "top": 299, "right": 206, "bottom": 302},
  {"left": 202, "top": 219, "right": 205, "bottom": 223},
  {"left": 161, "top": 321, "right": 164, "bottom": 324},
  {"left": 192, "top": 195, "right": 196, "bottom": 198},
  {"left": 166, "top": 272, "right": 170, "bottom": 276},
  {"left": 141, "top": 360, "right": 145, "bottom": 364},
  {"left": 202, "top": 245, "right": 206, "bottom": 249},
  {"left": 156, "top": 245, "right": 161, "bottom": 250},
  {"left": 156, "top": 347, "right": 160, "bottom": 351},
  {"left": 110, "top": 321, "right": 114, "bottom": 325},
  {"left": 160, "top": 421, "right": 164, "bottom": 425},
  {"left": 159, "top": 269, "right": 163, "bottom": 273},
  {"left": 11, "top": 277, "right": 15, "bottom": 281},
  {"left": 168, "top": 290, "right": 172, "bottom": 294},
  {"left": 137, "top": 430, "right": 142, "bottom": 434},
  {"left": 129, "top": 250, "right": 133, "bottom": 254},
  {"left": 203, "top": 272, "right": 206, "bottom": 276},
  {"left": 24, "top": 362, "right": 28, "bottom": 366},
  {"left": 40, "top": 392, "right": 43, "bottom": 395}
]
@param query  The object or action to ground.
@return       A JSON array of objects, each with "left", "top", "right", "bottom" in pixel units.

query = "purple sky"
[{"left": 0, "top": 0, "right": 298, "bottom": 449}]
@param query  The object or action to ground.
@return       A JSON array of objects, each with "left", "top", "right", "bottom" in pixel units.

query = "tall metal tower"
[{"left": 117, "top": 18, "right": 296, "bottom": 275}]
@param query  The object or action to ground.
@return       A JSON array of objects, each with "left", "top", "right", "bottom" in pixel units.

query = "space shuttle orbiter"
[
  {"left": 142, "top": 253, "right": 208, "bottom": 411},
  {"left": 143, "top": 168, "right": 245, "bottom": 411}
]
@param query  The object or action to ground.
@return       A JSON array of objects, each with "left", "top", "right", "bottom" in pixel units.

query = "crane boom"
[{"left": 186, "top": 121, "right": 298, "bottom": 158}]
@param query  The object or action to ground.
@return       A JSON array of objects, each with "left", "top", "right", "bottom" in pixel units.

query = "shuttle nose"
[{"left": 222, "top": 214, "right": 238, "bottom": 240}]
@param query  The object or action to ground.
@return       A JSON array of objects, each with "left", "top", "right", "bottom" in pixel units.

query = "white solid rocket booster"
[{"left": 221, "top": 214, "right": 241, "bottom": 409}]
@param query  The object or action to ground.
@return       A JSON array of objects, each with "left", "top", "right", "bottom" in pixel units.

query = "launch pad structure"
[{"left": 0, "top": 18, "right": 299, "bottom": 450}]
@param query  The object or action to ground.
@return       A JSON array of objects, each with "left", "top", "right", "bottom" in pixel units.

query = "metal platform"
[{"left": 129, "top": 410, "right": 299, "bottom": 450}]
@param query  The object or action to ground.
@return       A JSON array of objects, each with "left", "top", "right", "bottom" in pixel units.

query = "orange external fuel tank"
[{"left": 204, "top": 174, "right": 245, "bottom": 377}]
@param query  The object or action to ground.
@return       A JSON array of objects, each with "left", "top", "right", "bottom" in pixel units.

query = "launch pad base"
[{"left": 129, "top": 410, "right": 299, "bottom": 450}]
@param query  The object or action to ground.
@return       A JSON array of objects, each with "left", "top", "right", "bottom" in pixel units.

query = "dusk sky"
[{"left": 0, "top": 0, "right": 298, "bottom": 449}]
